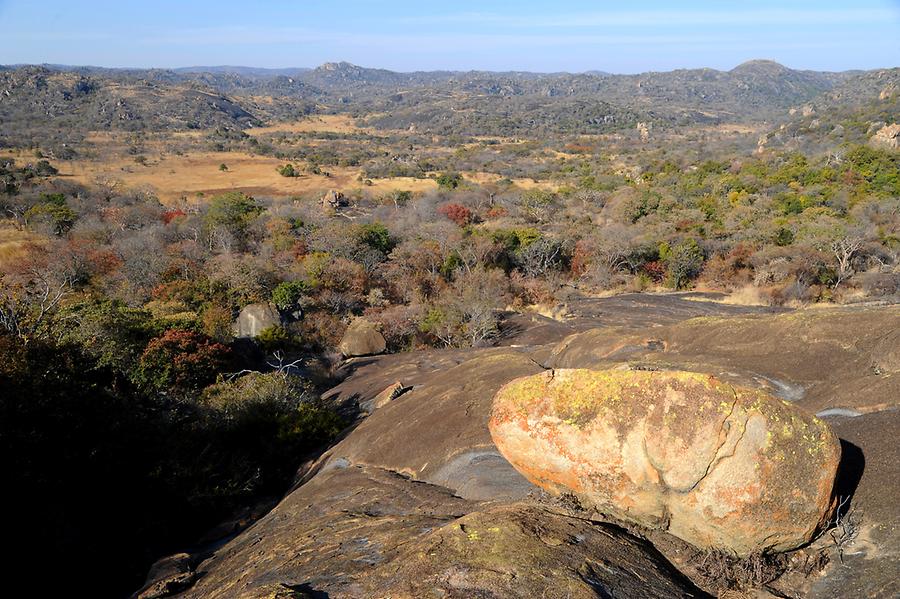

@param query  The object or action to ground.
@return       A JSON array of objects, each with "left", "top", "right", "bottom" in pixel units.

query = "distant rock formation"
[
  {"left": 232, "top": 303, "right": 281, "bottom": 338},
  {"left": 490, "top": 368, "right": 842, "bottom": 556},
  {"left": 636, "top": 121, "right": 651, "bottom": 142},
  {"left": 322, "top": 189, "right": 347, "bottom": 212},
  {"left": 870, "top": 123, "right": 900, "bottom": 150},
  {"left": 338, "top": 318, "right": 386, "bottom": 357}
]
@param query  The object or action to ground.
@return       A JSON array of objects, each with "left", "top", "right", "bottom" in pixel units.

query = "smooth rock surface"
[
  {"left": 338, "top": 318, "right": 386, "bottom": 357},
  {"left": 232, "top": 303, "right": 281, "bottom": 338},
  {"left": 490, "top": 368, "right": 842, "bottom": 556}
]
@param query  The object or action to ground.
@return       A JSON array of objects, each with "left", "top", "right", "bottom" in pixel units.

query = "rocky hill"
[
  {"left": 0, "top": 61, "right": 891, "bottom": 143},
  {"left": 139, "top": 294, "right": 900, "bottom": 599}
]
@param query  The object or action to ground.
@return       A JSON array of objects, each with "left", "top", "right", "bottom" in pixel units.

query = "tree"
[
  {"left": 830, "top": 236, "right": 864, "bottom": 290},
  {"left": 219, "top": 163, "right": 229, "bottom": 172},
  {"left": 420, "top": 267, "right": 509, "bottom": 347},
  {"left": 436, "top": 171, "right": 462, "bottom": 190},
  {"left": 516, "top": 236, "right": 568, "bottom": 278},
  {"left": 357, "top": 222, "right": 396, "bottom": 254},
  {"left": 203, "top": 192, "right": 263, "bottom": 252},
  {"left": 135, "top": 330, "right": 231, "bottom": 394},
  {"left": 437, "top": 203, "right": 473, "bottom": 226},
  {"left": 271, "top": 280, "right": 309, "bottom": 311},
  {"left": 664, "top": 238, "right": 705, "bottom": 289}
]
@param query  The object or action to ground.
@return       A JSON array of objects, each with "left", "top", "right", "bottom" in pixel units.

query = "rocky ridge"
[{"left": 143, "top": 293, "right": 899, "bottom": 599}]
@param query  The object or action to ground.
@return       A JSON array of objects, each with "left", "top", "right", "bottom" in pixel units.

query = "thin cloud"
[{"left": 397, "top": 8, "right": 898, "bottom": 28}]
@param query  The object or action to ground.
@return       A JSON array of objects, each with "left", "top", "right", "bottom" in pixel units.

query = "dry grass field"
[
  {"left": 5, "top": 115, "right": 559, "bottom": 204},
  {"left": 57, "top": 150, "right": 439, "bottom": 203},
  {"left": 244, "top": 114, "right": 368, "bottom": 136},
  {"left": 0, "top": 224, "right": 40, "bottom": 267}
]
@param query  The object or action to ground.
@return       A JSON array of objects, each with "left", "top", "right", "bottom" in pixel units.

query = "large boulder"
[
  {"left": 338, "top": 318, "right": 386, "bottom": 357},
  {"left": 870, "top": 123, "right": 900, "bottom": 150},
  {"left": 232, "top": 303, "right": 281, "bottom": 338},
  {"left": 489, "top": 368, "right": 841, "bottom": 556}
]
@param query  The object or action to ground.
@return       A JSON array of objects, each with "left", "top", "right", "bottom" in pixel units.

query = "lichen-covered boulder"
[
  {"left": 232, "top": 303, "right": 281, "bottom": 338},
  {"left": 338, "top": 318, "right": 386, "bottom": 357},
  {"left": 489, "top": 368, "right": 841, "bottom": 556}
]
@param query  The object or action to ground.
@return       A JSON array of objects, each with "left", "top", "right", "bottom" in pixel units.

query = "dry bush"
[{"left": 692, "top": 548, "right": 790, "bottom": 595}]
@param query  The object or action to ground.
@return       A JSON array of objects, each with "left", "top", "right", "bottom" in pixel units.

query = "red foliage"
[
  {"left": 437, "top": 203, "right": 473, "bottom": 226},
  {"left": 139, "top": 330, "right": 231, "bottom": 392},
  {"left": 642, "top": 260, "right": 667, "bottom": 282},
  {"left": 485, "top": 206, "right": 507, "bottom": 219},
  {"left": 570, "top": 239, "right": 593, "bottom": 277},
  {"left": 162, "top": 209, "right": 187, "bottom": 224},
  {"left": 87, "top": 249, "right": 123, "bottom": 275}
]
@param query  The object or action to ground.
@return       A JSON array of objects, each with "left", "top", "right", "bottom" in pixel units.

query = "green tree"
[
  {"left": 665, "top": 238, "right": 705, "bottom": 289},
  {"left": 203, "top": 192, "right": 263, "bottom": 250},
  {"left": 271, "top": 280, "right": 309, "bottom": 311},
  {"left": 436, "top": 171, "right": 462, "bottom": 190},
  {"left": 358, "top": 222, "right": 396, "bottom": 254}
]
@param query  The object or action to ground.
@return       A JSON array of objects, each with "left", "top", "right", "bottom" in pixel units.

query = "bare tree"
[
  {"left": 830, "top": 235, "right": 864, "bottom": 290},
  {"left": 0, "top": 267, "right": 72, "bottom": 343}
]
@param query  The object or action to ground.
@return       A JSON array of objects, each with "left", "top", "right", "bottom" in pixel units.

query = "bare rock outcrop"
[
  {"left": 232, "top": 303, "right": 281, "bottom": 338},
  {"left": 870, "top": 123, "right": 900, "bottom": 150},
  {"left": 338, "top": 318, "right": 386, "bottom": 357},
  {"left": 322, "top": 189, "right": 347, "bottom": 212},
  {"left": 490, "top": 368, "right": 841, "bottom": 556}
]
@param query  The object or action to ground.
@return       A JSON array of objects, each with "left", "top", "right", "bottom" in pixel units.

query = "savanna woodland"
[{"left": 1, "top": 55, "right": 899, "bottom": 597}]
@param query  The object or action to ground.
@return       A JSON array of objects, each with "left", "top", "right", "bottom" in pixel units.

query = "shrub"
[
  {"left": 664, "top": 238, "right": 705, "bottom": 289},
  {"left": 271, "top": 280, "right": 309, "bottom": 311},
  {"left": 436, "top": 171, "right": 462, "bottom": 190},
  {"left": 277, "top": 163, "right": 298, "bottom": 177},
  {"left": 135, "top": 330, "right": 231, "bottom": 394},
  {"left": 256, "top": 325, "right": 299, "bottom": 353},
  {"left": 437, "top": 203, "right": 473, "bottom": 226}
]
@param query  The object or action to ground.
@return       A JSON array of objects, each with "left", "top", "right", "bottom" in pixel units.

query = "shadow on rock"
[{"left": 833, "top": 439, "right": 865, "bottom": 505}]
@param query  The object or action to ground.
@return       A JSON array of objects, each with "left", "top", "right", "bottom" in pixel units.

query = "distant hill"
[{"left": 0, "top": 60, "right": 895, "bottom": 142}]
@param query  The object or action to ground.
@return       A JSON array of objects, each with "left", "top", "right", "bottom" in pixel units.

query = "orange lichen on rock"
[{"left": 489, "top": 368, "right": 842, "bottom": 556}]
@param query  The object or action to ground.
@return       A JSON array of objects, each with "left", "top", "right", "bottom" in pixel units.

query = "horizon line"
[{"left": 3, "top": 58, "right": 894, "bottom": 77}]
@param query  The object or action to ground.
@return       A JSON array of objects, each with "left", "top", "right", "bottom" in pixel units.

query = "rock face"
[
  {"left": 232, "top": 303, "right": 281, "bottom": 338},
  {"left": 490, "top": 368, "right": 841, "bottom": 556},
  {"left": 870, "top": 123, "right": 900, "bottom": 150},
  {"left": 371, "top": 380, "right": 410, "bottom": 410},
  {"left": 322, "top": 189, "right": 347, "bottom": 211},
  {"left": 338, "top": 318, "right": 386, "bottom": 357}
]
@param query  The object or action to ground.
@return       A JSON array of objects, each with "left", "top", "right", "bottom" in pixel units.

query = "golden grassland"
[
  {"left": 58, "top": 150, "right": 440, "bottom": 204},
  {"left": 0, "top": 224, "right": 40, "bottom": 267},
  {"left": 6, "top": 113, "right": 561, "bottom": 203},
  {"left": 244, "top": 114, "right": 368, "bottom": 136}
]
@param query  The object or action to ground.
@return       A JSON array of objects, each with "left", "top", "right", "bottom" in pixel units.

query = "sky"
[{"left": 0, "top": 0, "right": 898, "bottom": 73}]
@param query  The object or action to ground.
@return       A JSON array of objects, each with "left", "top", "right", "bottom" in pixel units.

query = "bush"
[
  {"left": 135, "top": 329, "right": 232, "bottom": 393},
  {"left": 437, "top": 203, "right": 473, "bottom": 226},
  {"left": 256, "top": 325, "right": 299, "bottom": 352},
  {"left": 664, "top": 238, "right": 705, "bottom": 289},
  {"left": 277, "top": 163, "right": 298, "bottom": 177},
  {"left": 271, "top": 280, "right": 309, "bottom": 311},
  {"left": 436, "top": 171, "right": 463, "bottom": 190}
]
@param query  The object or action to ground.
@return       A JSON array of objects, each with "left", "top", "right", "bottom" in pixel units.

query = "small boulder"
[
  {"left": 339, "top": 318, "right": 386, "bottom": 357},
  {"left": 232, "top": 303, "right": 281, "bottom": 338},
  {"left": 322, "top": 189, "right": 347, "bottom": 212},
  {"left": 371, "top": 380, "right": 410, "bottom": 410},
  {"left": 137, "top": 552, "right": 195, "bottom": 598},
  {"left": 489, "top": 368, "right": 841, "bottom": 556}
]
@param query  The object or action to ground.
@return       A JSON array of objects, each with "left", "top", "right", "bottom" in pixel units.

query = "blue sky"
[{"left": 0, "top": 1, "right": 898, "bottom": 72}]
